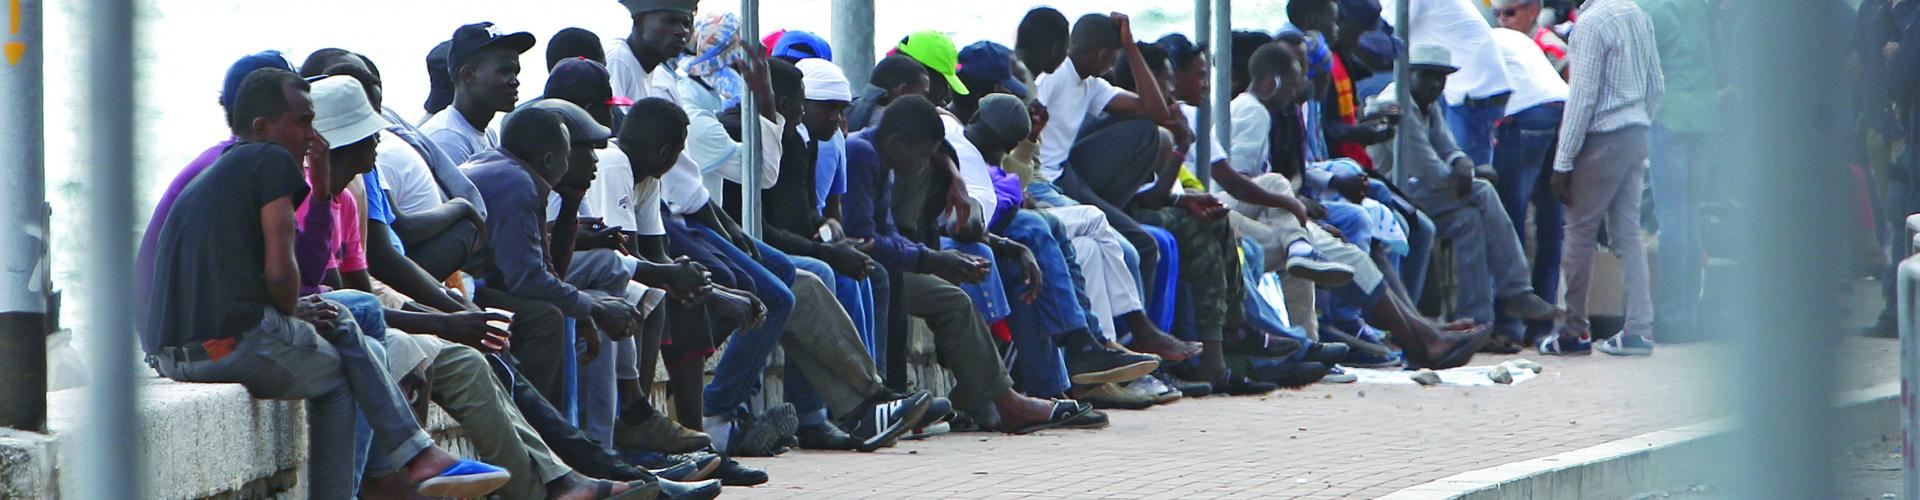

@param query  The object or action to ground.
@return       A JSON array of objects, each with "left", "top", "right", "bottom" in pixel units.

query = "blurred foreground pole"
[
  {"left": 1721, "top": 0, "right": 1847, "bottom": 497},
  {"left": 0, "top": 0, "right": 47, "bottom": 433},
  {"left": 831, "top": 0, "right": 874, "bottom": 90},
  {"left": 1209, "top": 0, "right": 1231, "bottom": 168},
  {"left": 80, "top": 0, "right": 141, "bottom": 498},
  {"left": 739, "top": 0, "right": 760, "bottom": 239},
  {"left": 1192, "top": 0, "right": 1211, "bottom": 189}
]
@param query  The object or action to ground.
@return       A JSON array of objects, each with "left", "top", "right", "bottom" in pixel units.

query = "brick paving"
[{"left": 726, "top": 337, "right": 1900, "bottom": 499}]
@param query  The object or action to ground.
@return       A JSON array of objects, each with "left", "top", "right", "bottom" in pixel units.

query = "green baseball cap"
[{"left": 896, "top": 31, "right": 970, "bottom": 96}]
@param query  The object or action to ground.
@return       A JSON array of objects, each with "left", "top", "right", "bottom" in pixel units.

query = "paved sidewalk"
[{"left": 729, "top": 337, "right": 1899, "bottom": 499}]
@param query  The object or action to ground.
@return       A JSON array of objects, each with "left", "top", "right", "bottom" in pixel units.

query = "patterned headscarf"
[{"left": 682, "top": 13, "right": 748, "bottom": 108}]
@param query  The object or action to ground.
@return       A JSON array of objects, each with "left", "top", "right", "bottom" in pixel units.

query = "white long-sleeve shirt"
[{"left": 607, "top": 39, "right": 784, "bottom": 215}]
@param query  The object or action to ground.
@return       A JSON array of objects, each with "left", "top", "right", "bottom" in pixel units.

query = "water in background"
[{"left": 41, "top": 0, "right": 1289, "bottom": 348}]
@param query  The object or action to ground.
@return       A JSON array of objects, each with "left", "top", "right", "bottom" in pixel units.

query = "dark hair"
[
  {"left": 1016, "top": 8, "right": 1069, "bottom": 57},
  {"left": 1248, "top": 42, "right": 1298, "bottom": 80},
  {"left": 1156, "top": 33, "right": 1207, "bottom": 72},
  {"left": 229, "top": 68, "right": 309, "bottom": 136},
  {"left": 547, "top": 27, "right": 606, "bottom": 69},
  {"left": 323, "top": 63, "right": 381, "bottom": 101},
  {"left": 869, "top": 55, "right": 927, "bottom": 91},
  {"left": 874, "top": 95, "right": 943, "bottom": 145},
  {"left": 1069, "top": 14, "right": 1122, "bottom": 55},
  {"left": 1105, "top": 42, "right": 1169, "bottom": 94},
  {"left": 619, "top": 97, "right": 691, "bottom": 152},
  {"left": 501, "top": 107, "right": 569, "bottom": 164},
  {"left": 299, "top": 48, "right": 358, "bottom": 78},
  {"left": 1274, "top": 31, "right": 1308, "bottom": 46},
  {"left": 1231, "top": 30, "right": 1275, "bottom": 87},
  {"left": 768, "top": 58, "right": 804, "bottom": 109},
  {"left": 359, "top": 53, "right": 382, "bottom": 80},
  {"left": 1287, "top": 0, "right": 1337, "bottom": 31}
]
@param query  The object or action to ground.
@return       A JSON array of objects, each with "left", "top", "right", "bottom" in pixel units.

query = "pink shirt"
[{"left": 295, "top": 189, "right": 367, "bottom": 274}]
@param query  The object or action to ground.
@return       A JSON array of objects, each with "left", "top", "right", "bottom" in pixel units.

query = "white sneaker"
[{"left": 1124, "top": 376, "right": 1182, "bottom": 405}]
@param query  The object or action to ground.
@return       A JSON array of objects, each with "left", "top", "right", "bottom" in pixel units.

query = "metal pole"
[
  {"left": 1902, "top": 256, "right": 1919, "bottom": 500},
  {"left": 739, "top": 0, "right": 761, "bottom": 239},
  {"left": 80, "top": 0, "right": 140, "bottom": 498},
  {"left": 1392, "top": 0, "right": 1410, "bottom": 181},
  {"left": 0, "top": 0, "right": 47, "bottom": 433},
  {"left": 1210, "top": 0, "right": 1232, "bottom": 164},
  {"left": 1192, "top": 0, "right": 1212, "bottom": 190},
  {"left": 831, "top": 0, "right": 875, "bottom": 90}
]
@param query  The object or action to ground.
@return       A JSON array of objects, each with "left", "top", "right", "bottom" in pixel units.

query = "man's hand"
[
  {"left": 295, "top": 296, "right": 341, "bottom": 332},
  {"left": 1111, "top": 12, "right": 1135, "bottom": 46},
  {"left": 1551, "top": 171, "right": 1573, "bottom": 205},
  {"left": 579, "top": 219, "right": 628, "bottom": 251},
  {"left": 577, "top": 330, "right": 602, "bottom": 365},
  {"left": 589, "top": 297, "right": 641, "bottom": 341},
  {"left": 1001, "top": 241, "right": 1044, "bottom": 303},
  {"left": 727, "top": 228, "right": 762, "bottom": 260},
  {"left": 1175, "top": 194, "right": 1229, "bottom": 221},
  {"left": 436, "top": 310, "right": 512, "bottom": 354},
  {"left": 928, "top": 250, "right": 991, "bottom": 284},
  {"left": 1318, "top": 222, "right": 1345, "bottom": 240},
  {"left": 1450, "top": 162, "right": 1475, "bottom": 198},
  {"left": 304, "top": 128, "right": 333, "bottom": 196},
  {"left": 1027, "top": 101, "right": 1050, "bottom": 142},
  {"left": 1474, "top": 165, "right": 1500, "bottom": 185},
  {"left": 662, "top": 257, "right": 714, "bottom": 301},
  {"left": 821, "top": 240, "right": 877, "bottom": 280},
  {"left": 450, "top": 198, "right": 489, "bottom": 252},
  {"left": 706, "top": 285, "right": 768, "bottom": 329}
]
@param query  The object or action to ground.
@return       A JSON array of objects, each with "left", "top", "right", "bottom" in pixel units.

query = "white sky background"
[{"left": 36, "top": 0, "right": 1294, "bottom": 339}]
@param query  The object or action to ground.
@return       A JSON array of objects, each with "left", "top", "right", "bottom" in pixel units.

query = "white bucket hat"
[
  {"left": 310, "top": 76, "right": 389, "bottom": 149},
  {"left": 1408, "top": 44, "right": 1459, "bottom": 74}
]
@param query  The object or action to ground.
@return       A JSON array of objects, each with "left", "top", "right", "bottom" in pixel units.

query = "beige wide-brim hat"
[
  {"left": 1408, "top": 43, "right": 1459, "bottom": 74},
  {"left": 311, "top": 76, "right": 390, "bottom": 149}
]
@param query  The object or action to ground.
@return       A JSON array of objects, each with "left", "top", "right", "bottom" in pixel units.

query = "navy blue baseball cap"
[
  {"left": 543, "top": 58, "right": 632, "bottom": 128},
  {"left": 1338, "top": 0, "right": 1384, "bottom": 25},
  {"left": 957, "top": 41, "right": 1026, "bottom": 98},
  {"left": 424, "top": 41, "right": 454, "bottom": 115},
  {"left": 219, "top": 50, "right": 295, "bottom": 111},
  {"left": 447, "top": 22, "right": 536, "bottom": 78}
]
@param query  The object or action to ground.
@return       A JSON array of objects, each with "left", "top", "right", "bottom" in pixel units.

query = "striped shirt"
[{"left": 1553, "top": 0, "right": 1665, "bottom": 172}]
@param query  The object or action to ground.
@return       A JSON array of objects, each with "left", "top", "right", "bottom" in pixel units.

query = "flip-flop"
[
  {"left": 1006, "top": 400, "right": 1096, "bottom": 435},
  {"left": 596, "top": 479, "right": 659, "bottom": 500},
  {"left": 416, "top": 460, "right": 512, "bottom": 498},
  {"left": 1410, "top": 326, "right": 1492, "bottom": 370}
]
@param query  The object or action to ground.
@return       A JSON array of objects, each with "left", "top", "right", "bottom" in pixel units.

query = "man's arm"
[
  {"left": 364, "top": 220, "right": 471, "bottom": 312},
  {"left": 842, "top": 145, "right": 930, "bottom": 271},
  {"left": 1098, "top": 13, "right": 1174, "bottom": 125},
  {"left": 496, "top": 197, "right": 596, "bottom": 318},
  {"left": 1553, "top": 15, "right": 1611, "bottom": 173},
  {"left": 294, "top": 193, "right": 337, "bottom": 294},
  {"left": 1211, "top": 161, "right": 1311, "bottom": 225},
  {"left": 550, "top": 193, "right": 584, "bottom": 277},
  {"left": 262, "top": 196, "right": 301, "bottom": 314},
  {"left": 390, "top": 198, "right": 480, "bottom": 244}
]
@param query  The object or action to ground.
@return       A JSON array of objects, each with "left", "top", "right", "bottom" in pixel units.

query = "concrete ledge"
[{"left": 1380, "top": 382, "right": 1902, "bottom": 500}]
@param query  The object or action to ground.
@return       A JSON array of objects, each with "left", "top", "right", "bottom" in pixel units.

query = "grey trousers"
[
  {"left": 904, "top": 272, "right": 1015, "bottom": 416},
  {"left": 782, "top": 269, "right": 891, "bottom": 420},
  {"left": 1412, "top": 178, "right": 1534, "bottom": 325},
  {"left": 420, "top": 336, "right": 572, "bottom": 499},
  {"left": 566, "top": 249, "right": 660, "bottom": 447},
  {"left": 152, "top": 304, "right": 432, "bottom": 500},
  {"left": 1562, "top": 127, "right": 1654, "bottom": 336}
]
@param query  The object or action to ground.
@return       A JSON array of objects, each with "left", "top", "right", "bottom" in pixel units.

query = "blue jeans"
[
  {"left": 940, "top": 239, "right": 1013, "bottom": 323},
  {"left": 688, "top": 224, "right": 796, "bottom": 418},
  {"left": 329, "top": 289, "right": 392, "bottom": 491},
  {"left": 1123, "top": 225, "right": 1179, "bottom": 342},
  {"left": 1445, "top": 94, "right": 1510, "bottom": 167},
  {"left": 1650, "top": 124, "right": 1707, "bottom": 335},
  {"left": 999, "top": 211, "right": 1090, "bottom": 398},
  {"left": 1493, "top": 103, "right": 1566, "bottom": 341},
  {"left": 1403, "top": 209, "right": 1437, "bottom": 304}
]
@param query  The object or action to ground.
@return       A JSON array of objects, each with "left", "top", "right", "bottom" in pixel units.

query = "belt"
[
  {"left": 154, "top": 340, "right": 227, "bottom": 364},
  {"left": 1462, "top": 92, "right": 1512, "bottom": 108}
]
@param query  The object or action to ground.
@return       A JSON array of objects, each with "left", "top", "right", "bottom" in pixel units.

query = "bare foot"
[
  {"left": 549, "top": 473, "right": 643, "bottom": 500},
  {"left": 1127, "top": 327, "right": 1202, "bottom": 362},
  {"left": 402, "top": 446, "right": 461, "bottom": 485},
  {"left": 358, "top": 473, "right": 413, "bottom": 500},
  {"left": 1413, "top": 326, "right": 1491, "bottom": 369},
  {"left": 992, "top": 391, "right": 1056, "bottom": 431}
]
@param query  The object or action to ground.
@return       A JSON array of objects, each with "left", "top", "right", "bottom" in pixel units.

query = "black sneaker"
[
  {"left": 710, "top": 455, "right": 769, "bottom": 487},
  {"left": 650, "top": 452, "right": 722, "bottom": 482},
  {"left": 1303, "top": 342, "right": 1350, "bottom": 364},
  {"left": 1158, "top": 372, "right": 1213, "bottom": 397},
  {"left": 1066, "top": 347, "right": 1161, "bottom": 384},
  {"left": 1225, "top": 329, "right": 1305, "bottom": 357},
  {"left": 660, "top": 478, "right": 723, "bottom": 500},
  {"left": 844, "top": 391, "right": 933, "bottom": 452},
  {"left": 1248, "top": 361, "right": 1330, "bottom": 388},
  {"left": 794, "top": 421, "right": 860, "bottom": 451},
  {"left": 723, "top": 403, "right": 798, "bottom": 457},
  {"left": 1214, "top": 371, "right": 1279, "bottom": 395}
]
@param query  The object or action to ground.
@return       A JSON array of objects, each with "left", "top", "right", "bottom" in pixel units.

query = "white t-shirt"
[
  {"left": 373, "top": 129, "right": 449, "bottom": 215},
  {"left": 944, "top": 113, "right": 1000, "bottom": 226},
  {"left": 419, "top": 107, "right": 500, "bottom": 166},
  {"left": 1181, "top": 104, "right": 1227, "bottom": 171},
  {"left": 584, "top": 140, "right": 667, "bottom": 236},
  {"left": 1491, "top": 28, "right": 1570, "bottom": 116},
  {"left": 1228, "top": 93, "right": 1273, "bottom": 178},
  {"left": 1383, "top": 0, "right": 1514, "bottom": 103},
  {"left": 1034, "top": 57, "right": 1123, "bottom": 183}
]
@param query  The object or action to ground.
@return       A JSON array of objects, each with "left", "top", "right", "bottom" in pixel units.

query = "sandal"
[
  {"left": 1408, "top": 325, "right": 1492, "bottom": 370},
  {"left": 594, "top": 479, "right": 659, "bottom": 500},
  {"left": 1005, "top": 400, "right": 1096, "bottom": 435}
]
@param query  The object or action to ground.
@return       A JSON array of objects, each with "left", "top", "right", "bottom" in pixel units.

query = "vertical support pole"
[
  {"left": 831, "top": 0, "right": 875, "bottom": 90},
  {"left": 81, "top": 0, "right": 141, "bottom": 498},
  {"left": 1210, "top": 0, "right": 1232, "bottom": 163},
  {"left": 0, "top": 0, "right": 47, "bottom": 433},
  {"left": 1393, "top": 0, "right": 1411, "bottom": 180},
  {"left": 1192, "top": 0, "right": 1212, "bottom": 190},
  {"left": 739, "top": 0, "right": 762, "bottom": 239},
  {"left": 1902, "top": 257, "right": 1919, "bottom": 500}
]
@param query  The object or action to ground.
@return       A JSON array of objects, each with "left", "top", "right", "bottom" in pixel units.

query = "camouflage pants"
[{"left": 1128, "top": 206, "right": 1244, "bottom": 342}]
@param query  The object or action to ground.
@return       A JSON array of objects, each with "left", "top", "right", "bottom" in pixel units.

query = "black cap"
[
  {"left": 447, "top": 22, "right": 536, "bottom": 79},
  {"left": 547, "top": 28, "right": 606, "bottom": 70},
  {"left": 424, "top": 41, "right": 455, "bottom": 115},
  {"left": 543, "top": 58, "right": 630, "bottom": 128}
]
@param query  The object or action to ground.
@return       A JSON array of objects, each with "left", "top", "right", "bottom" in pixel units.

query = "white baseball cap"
[{"left": 310, "top": 76, "right": 389, "bottom": 149}]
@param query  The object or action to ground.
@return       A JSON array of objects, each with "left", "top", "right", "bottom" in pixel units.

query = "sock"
[
  {"left": 703, "top": 415, "right": 734, "bottom": 453},
  {"left": 1058, "top": 329, "right": 1105, "bottom": 355},
  {"left": 620, "top": 400, "right": 658, "bottom": 424},
  {"left": 1287, "top": 238, "right": 1315, "bottom": 258},
  {"left": 798, "top": 408, "right": 828, "bottom": 427}
]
